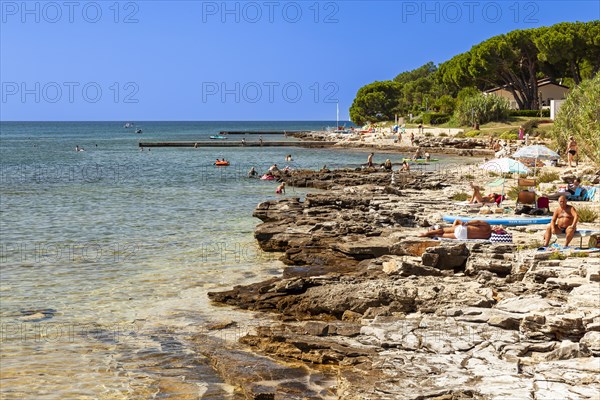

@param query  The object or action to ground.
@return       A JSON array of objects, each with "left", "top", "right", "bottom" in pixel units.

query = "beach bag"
[
  {"left": 515, "top": 205, "right": 532, "bottom": 215},
  {"left": 490, "top": 232, "right": 513, "bottom": 243},
  {"left": 528, "top": 208, "right": 546, "bottom": 216}
]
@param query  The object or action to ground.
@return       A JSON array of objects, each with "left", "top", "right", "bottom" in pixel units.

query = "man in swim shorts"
[
  {"left": 543, "top": 195, "right": 578, "bottom": 247},
  {"left": 367, "top": 153, "right": 374, "bottom": 168},
  {"left": 418, "top": 219, "right": 492, "bottom": 239}
]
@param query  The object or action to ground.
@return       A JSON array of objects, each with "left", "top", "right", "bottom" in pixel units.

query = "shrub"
[
  {"left": 464, "top": 130, "right": 481, "bottom": 137},
  {"left": 548, "top": 252, "right": 567, "bottom": 260},
  {"left": 455, "top": 132, "right": 465, "bottom": 138},
  {"left": 424, "top": 132, "right": 433, "bottom": 137},
  {"left": 521, "top": 119, "right": 539, "bottom": 133},
  {"left": 509, "top": 109, "right": 550, "bottom": 117},
  {"left": 552, "top": 74, "right": 600, "bottom": 167},
  {"left": 507, "top": 185, "right": 521, "bottom": 200},
  {"left": 452, "top": 192, "right": 469, "bottom": 201},
  {"left": 536, "top": 130, "right": 547, "bottom": 139},
  {"left": 439, "top": 133, "right": 448, "bottom": 137},
  {"left": 536, "top": 171, "right": 560, "bottom": 184},
  {"left": 434, "top": 95, "right": 456, "bottom": 114},
  {"left": 570, "top": 252, "right": 589, "bottom": 258},
  {"left": 499, "top": 131, "right": 518, "bottom": 140},
  {"left": 422, "top": 112, "right": 432, "bottom": 125},
  {"left": 517, "top": 240, "right": 543, "bottom": 250},
  {"left": 464, "top": 174, "right": 475, "bottom": 180},
  {"left": 577, "top": 207, "right": 598, "bottom": 223},
  {"left": 454, "top": 93, "right": 510, "bottom": 126},
  {"left": 431, "top": 113, "right": 451, "bottom": 125},
  {"left": 423, "top": 112, "right": 451, "bottom": 125}
]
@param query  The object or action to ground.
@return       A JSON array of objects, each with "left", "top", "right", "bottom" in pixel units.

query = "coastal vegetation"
[
  {"left": 453, "top": 93, "right": 510, "bottom": 126},
  {"left": 350, "top": 21, "right": 599, "bottom": 127},
  {"left": 576, "top": 206, "right": 598, "bottom": 223},
  {"left": 551, "top": 73, "right": 600, "bottom": 167}
]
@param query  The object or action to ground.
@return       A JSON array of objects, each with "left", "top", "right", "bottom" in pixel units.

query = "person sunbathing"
[
  {"left": 419, "top": 219, "right": 492, "bottom": 240},
  {"left": 543, "top": 195, "right": 578, "bottom": 247},
  {"left": 469, "top": 183, "right": 500, "bottom": 204}
]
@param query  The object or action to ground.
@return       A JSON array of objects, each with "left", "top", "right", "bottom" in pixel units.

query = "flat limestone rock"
[{"left": 495, "top": 295, "right": 555, "bottom": 314}]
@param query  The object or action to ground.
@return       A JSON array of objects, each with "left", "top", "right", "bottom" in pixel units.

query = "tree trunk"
[{"left": 570, "top": 60, "right": 581, "bottom": 85}]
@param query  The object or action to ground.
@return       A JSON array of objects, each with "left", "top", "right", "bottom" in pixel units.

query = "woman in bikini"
[
  {"left": 543, "top": 195, "right": 578, "bottom": 247},
  {"left": 566, "top": 136, "right": 578, "bottom": 167},
  {"left": 468, "top": 183, "right": 498, "bottom": 204}
]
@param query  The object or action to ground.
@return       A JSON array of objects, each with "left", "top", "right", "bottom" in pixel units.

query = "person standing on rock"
[
  {"left": 367, "top": 153, "right": 374, "bottom": 168},
  {"left": 566, "top": 136, "right": 578, "bottom": 167},
  {"left": 410, "top": 132, "right": 415, "bottom": 147}
]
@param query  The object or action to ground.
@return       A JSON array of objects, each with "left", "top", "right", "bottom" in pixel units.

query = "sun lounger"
[{"left": 552, "top": 229, "right": 600, "bottom": 248}]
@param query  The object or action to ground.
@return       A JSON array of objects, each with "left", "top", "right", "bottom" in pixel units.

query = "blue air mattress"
[{"left": 442, "top": 215, "right": 552, "bottom": 226}]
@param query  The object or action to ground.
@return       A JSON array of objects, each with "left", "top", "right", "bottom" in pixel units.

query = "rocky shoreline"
[
  {"left": 199, "top": 168, "right": 599, "bottom": 399},
  {"left": 292, "top": 130, "right": 495, "bottom": 157}
]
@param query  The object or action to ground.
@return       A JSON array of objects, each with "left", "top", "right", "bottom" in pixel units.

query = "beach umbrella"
[
  {"left": 513, "top": 145, "right": 560, "bottom": 160},
  {"left": 479, "top": 158, "right": 530, "bottom": 201},
  {"left": 479, "top": 158, "right": 530, "bottom": 174},
  {"left": 513, "top": 144, "right": 560, "bottom": 176}
]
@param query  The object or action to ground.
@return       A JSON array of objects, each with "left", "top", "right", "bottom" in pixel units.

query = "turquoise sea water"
[{"left": 0, "top": 121, "right": 464, "bottom": 398}]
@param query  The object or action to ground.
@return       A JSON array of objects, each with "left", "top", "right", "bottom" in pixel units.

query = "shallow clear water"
[{"left": 1, "top": 121, "right": 468, "bottom": 398}]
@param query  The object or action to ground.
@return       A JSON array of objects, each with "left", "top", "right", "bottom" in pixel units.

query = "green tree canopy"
[
  {"left": 349, "top": 81, "right": 402, "bottom": 125},
  {"left": 438, "top": 21, "right": 600, "bottom": 110},
  {"left": 535, "top": 21, "right": 600, "bottom": 84},
  {"left": 350, "top": 21, "right": 600, "bottom": 122}
]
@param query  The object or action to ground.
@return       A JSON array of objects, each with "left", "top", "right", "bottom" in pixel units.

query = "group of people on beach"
[
  {"left": 420, "top": 194, "right": 578, "bottom": 246},
  {"left": 366, "top": 151, "right": 429, "bottom": 172},
  {"left": 489, "top": 130, "right": 578, "bottom": 168}
]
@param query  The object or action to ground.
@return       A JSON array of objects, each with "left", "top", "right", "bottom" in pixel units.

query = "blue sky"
[{"left": 1, "top": 0, "right": 598, "bottom": 121}]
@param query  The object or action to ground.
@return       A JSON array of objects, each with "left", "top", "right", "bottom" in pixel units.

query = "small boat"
[
  {"left": 402, "top": 158, "right": 439, "bottom": 163},
  {"left": 210, "top": 135, "right": 228, "bottom": 140},
  {"left": 261, "top": 174, "right": 275, "bottom": 180},
  {"left": 214, "top": 160, "right": 230, "bottom": 166},
  {"left": 135, "top": 129, "right": 143, "bottom": 134}
]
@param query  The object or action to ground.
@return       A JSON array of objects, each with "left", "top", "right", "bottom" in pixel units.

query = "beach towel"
[
  {"left": 453, "top": 201, "right": 496, "bottom": 209},
  {"left": 583, "top": 186, "right": 598, "bottom": 202},
  {"left": 434, "top": 237, "right": 491, "bottom": 243},
  {"left": 490, "top": 232, "right": 513, "bottom": 243},
  {"left": 537, "top": 243, "right": 600, "bottom": 253},
  {"left": 568, "top": 187, "right": 588, "bottom": 201}
]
